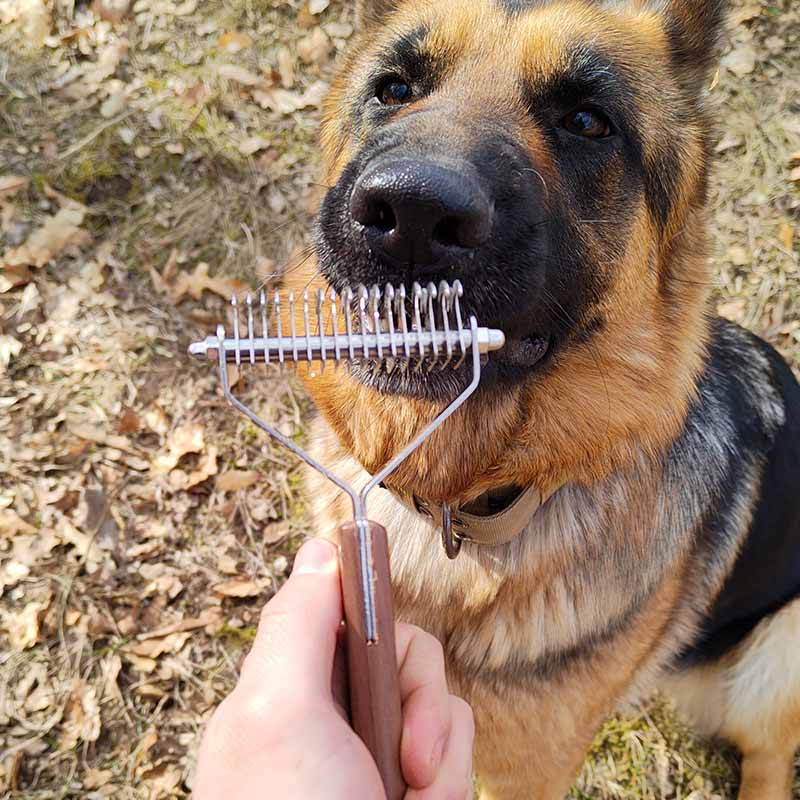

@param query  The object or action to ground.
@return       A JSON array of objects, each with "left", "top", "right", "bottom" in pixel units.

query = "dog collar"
[{"left": 381, "top": 481, "right": 558, "bottom": 559}]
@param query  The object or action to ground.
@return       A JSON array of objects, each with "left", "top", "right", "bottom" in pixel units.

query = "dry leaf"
[
  {"left": 253, "top": 80, "right": 328, "bottom": 114},
  {"left": 297, "top": 28, "right": 330, "bottom": 66},
  {"left": 101, "top": 652, "right": 123, "bottom": 701},
  {"left": 92, "top": 0, "right": 131, "bottom": 22},
  {"left": 169, "top": 444, "right": 218, "bottom": 489},
  {"left": 721, "top": 44, "right": 756, "bottom": 77},
  {"left": 0, "top": 335, "right": 22, "bottom": 374},
  {"left": 126, "top": 631, "right": 191, "bottom": 658},
  {"left": 152, "top": 422, "right": 204, "bottom": 474},
  {"left": 0, "top": 509, "right": 36, "bottom": 537},
  {"left": 60, "top": 682, "right": 101, "bottom": 750},
  {"left": 726, "top": 245, "right": 749, "bottom": 266},
  {"left": 263, "top": 520, "right": 290, "bottom": 544},
  {"left": 143, "top": 404, "right": 170, "bottom": 436},
  {"left": 717, "top": 299, "right": 746, "bottom": 321},
  {"left": 118, "top": 408, "right": 141, "bottom": 434},
  {"left": 217, "top": 64, "right": 263, "bottom": 86},
  {"left": 731, "top": 3, "right": 762, "bottom": 25},
  {"left": 212, "top": 577, "right": 261, "bottom": 597},
  {"left": 252, "top": 87, "right": 303, "bottom": 114},
  {"left": 100, "top": 82, "right": 128, "bottom": 118},
  {"left": 140, "top": 764, "right": 182, "bottom": 795},
  {"left": 2, "top": 204, "right": 89, "bottom": 268},
  {"left": 790, "top": 166, "right": 800, "bottom": 184},
  {"left": 238, "top": 135, "right": 271, "bottom": 156},
  {"left": 217, "top": 470, "right": 259, "bottom": 491},
  {"left": 778, "top": 222, "right": 794, "bottom": 251},
  {"left": 218, "top": 30, "right": 253, "bottom": 52},
  {"left": 714, "top": 132, "right": 743, "bottom": 154},
  {"left": 0, "top": 175, "right": 30, "bottom": 199},
  {"left": 124, "top": 652, "right": 158, "bottom": 672},
  {"left": 309, "top": 0, "right": 329, "bottom": 12},
  {"left": 18, "top": 0, "right": 51, "bottom": 48},
  {"left": 277, "top": 46, "right": 295, "bottom": 88},
  {"left": 58, "top": 516, "right": 105, "bottom": 571},
  {"left": 218, "top": 553, "right": 239, "bottom": 574},
  {"left": 0, "top": 264, "right": 33, "bottom": 292},
  {"left": 84, "top": 768, "right": 115, "bottom": 790},
  {"left": 136, "top": 683, "right": 167, "bottom": 699},
  {"left": 137, "top": 609, "right": 220, "bottom": 640},
  {"left": 5, "top": 600, "right": 46, "bottom": 650},
  {"left": 170, "top": 261, "right": 247, "bottom": 303}
]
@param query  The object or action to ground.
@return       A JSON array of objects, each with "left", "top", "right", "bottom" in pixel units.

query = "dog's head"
[{"left": 299, "top": 0, "right": 725, "bottom": 501}]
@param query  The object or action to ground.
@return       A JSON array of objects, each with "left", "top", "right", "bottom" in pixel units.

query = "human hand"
[{"left": 194, "top": 538, "right": 474, "bottom": 799}]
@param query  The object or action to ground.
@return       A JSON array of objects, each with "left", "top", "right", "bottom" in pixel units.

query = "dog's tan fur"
[{"left": 288, "top": 0, "right": 800, "bottom": 796}]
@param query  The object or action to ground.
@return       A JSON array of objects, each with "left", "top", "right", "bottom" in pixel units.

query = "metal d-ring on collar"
[
  {"left": 412, "top": 495, "right": 468, "bottom": 560},
  {"left": 441, "top": 502, "right": 463, "bottom": 559}
]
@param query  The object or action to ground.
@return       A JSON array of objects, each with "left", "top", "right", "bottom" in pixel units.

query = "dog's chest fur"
[{"left": 309, "top": 422, "right": 713, "bottom": 687}]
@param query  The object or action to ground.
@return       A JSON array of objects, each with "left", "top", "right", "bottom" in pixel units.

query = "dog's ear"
[
  {"left": 355, "top": 0, "right": 397, "bottom": 30},
  {"left": 659, "top": 0, "right": 728, "bottom": 82}
]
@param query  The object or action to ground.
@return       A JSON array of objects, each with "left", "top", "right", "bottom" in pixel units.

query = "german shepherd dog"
[{"left": 290, "top": 0, "right": 800, "bottom": 796}]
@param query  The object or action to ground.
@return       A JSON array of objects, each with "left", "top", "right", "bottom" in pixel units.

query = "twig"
[{"left": 58, "top": 109, "right": 137, "bottom": 161}]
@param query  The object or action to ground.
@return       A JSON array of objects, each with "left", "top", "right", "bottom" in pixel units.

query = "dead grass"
[{"left": 0, "top": 0, "right": 797, "bottom": 797}]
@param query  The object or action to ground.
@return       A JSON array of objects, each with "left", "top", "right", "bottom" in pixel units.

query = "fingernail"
[
  {"left": 430, "top": 734, "right": 446, "bottom": 771},
  {"left": 293, "top": 538, "right": 337, "bottom": 576}
]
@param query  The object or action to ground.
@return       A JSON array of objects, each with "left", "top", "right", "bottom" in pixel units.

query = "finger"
[
  {"left": 395, "top": 624, "right": 453, "bottom": 789},
  {"left": 407, "top": 695, "right": 475, "bottom": 800},
  {"left": 237, "top": 538, "right": 341, "bottom": 700}
]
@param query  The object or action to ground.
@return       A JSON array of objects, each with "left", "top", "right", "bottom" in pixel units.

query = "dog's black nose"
[{"left": 350, "top": 157, "right": 493, "bottom": 267}]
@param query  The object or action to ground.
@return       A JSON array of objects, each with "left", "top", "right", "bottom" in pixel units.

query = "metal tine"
[
  {"left": 358, "top": 285, "right": 370, "bottom": 359},
  {"left": 231, "top": 296, "right": 241, "bottom": 366},
  {"left": 316, "top": 288, "right": 326, "bottom": 370},
  {"left": 384, "top": 283, "right": 397, "bottom": 367},
  {"left": 395, "top": 284, "right": 410, "bottom": 366},
  {"left": 289, "top": 290, "right": 299, "bottom": 368},
  {"left": 438, "top": 280, "right": 453, "bottom": 369},
  {"left": 452, "top": 279, "right": 467, "bottom": 368},
  {"left": 344, "top": 288, "right": 355, "bottom": 360},
  {"left": 370, "top": 285, "right": 383, "bottom": 360},
  {"left": 412, "top": 282, "right": 425, "bottom": 367},
  {"left": 260, "top": 290, "right": 270, "bottom": 366},
  {"left": 274, "top": 290, "right": 285, "bottom": 369},
  {"left": 425, "top": 282, "right": 438, "bottom": 372},
  {"left": 303, "top": 289, "right": 313, "bottom": 364},
  {"left": 331, "top": 288, "right": 342, "bottom": 364},
  {"left": 246, "top": 294, "right": 255, "bottom": 365}
]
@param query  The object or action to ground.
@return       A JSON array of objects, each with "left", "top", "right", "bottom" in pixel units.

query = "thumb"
[{"left": 237, "top": 538, "right": 341, "bottom": 701}]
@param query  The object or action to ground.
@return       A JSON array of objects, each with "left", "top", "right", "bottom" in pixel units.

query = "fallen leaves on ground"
[
  {"left": 1, "top": 202, "right": 89, "bottom": 271},
  {"left": 212, "top": 578, "right": 261, "bottom": 598},
  {"left": 168, "top": 262, "right": 248, "bottom": 303},
  {"left": 217, "top": 470, "right": 259, "bottom": 491}
]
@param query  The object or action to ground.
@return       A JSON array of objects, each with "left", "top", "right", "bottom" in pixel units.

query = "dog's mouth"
[{"left": 347, "top": 332, "right": 551, "bottom": 401}]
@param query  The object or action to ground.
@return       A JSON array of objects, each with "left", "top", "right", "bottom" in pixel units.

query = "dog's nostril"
[
  {"left": 432, "top": 217, "right": 462, "bottom": 248},
  {"left": 372, "top": 200, "right": 396, "bottom": 233}
]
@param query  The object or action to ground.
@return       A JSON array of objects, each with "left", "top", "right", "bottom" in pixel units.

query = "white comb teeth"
[{"left": 188, "top": 280, "right": 505, "bottom": 369}]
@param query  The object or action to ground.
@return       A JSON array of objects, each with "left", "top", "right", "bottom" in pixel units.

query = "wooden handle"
[{"left": 338, "top": 520, "right": 406, "bottom": 800}]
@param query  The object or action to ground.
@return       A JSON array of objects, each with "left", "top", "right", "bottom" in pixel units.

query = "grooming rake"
[{"left": 189, "top": 280, "right": 505, "bottom": 799}]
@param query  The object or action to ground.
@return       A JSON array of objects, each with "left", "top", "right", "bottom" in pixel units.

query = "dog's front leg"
[{"left": 462, "top": 679, "right": 603, "bottom": 800}]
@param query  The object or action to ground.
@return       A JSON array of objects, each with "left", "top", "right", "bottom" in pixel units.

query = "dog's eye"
[
  {"left": 562, "top": 108, "right": 613, "bottom": 138},
  {"left": 377, "top": 77, "right": 413, "bottom": 106}
]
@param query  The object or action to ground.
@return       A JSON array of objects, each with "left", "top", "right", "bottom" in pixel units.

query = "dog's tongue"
[{"left": 499, "top": 337, "right": 549, "bottom": 367}]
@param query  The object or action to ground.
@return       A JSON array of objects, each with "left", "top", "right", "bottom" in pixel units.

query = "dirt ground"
[{"left": 0, "top": 0, "right": 798, "bottom": 797}]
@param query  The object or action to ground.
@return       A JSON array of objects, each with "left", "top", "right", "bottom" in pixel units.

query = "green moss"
[{"left": 217, "top": 624, "right": 258, "bottom": 643}]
